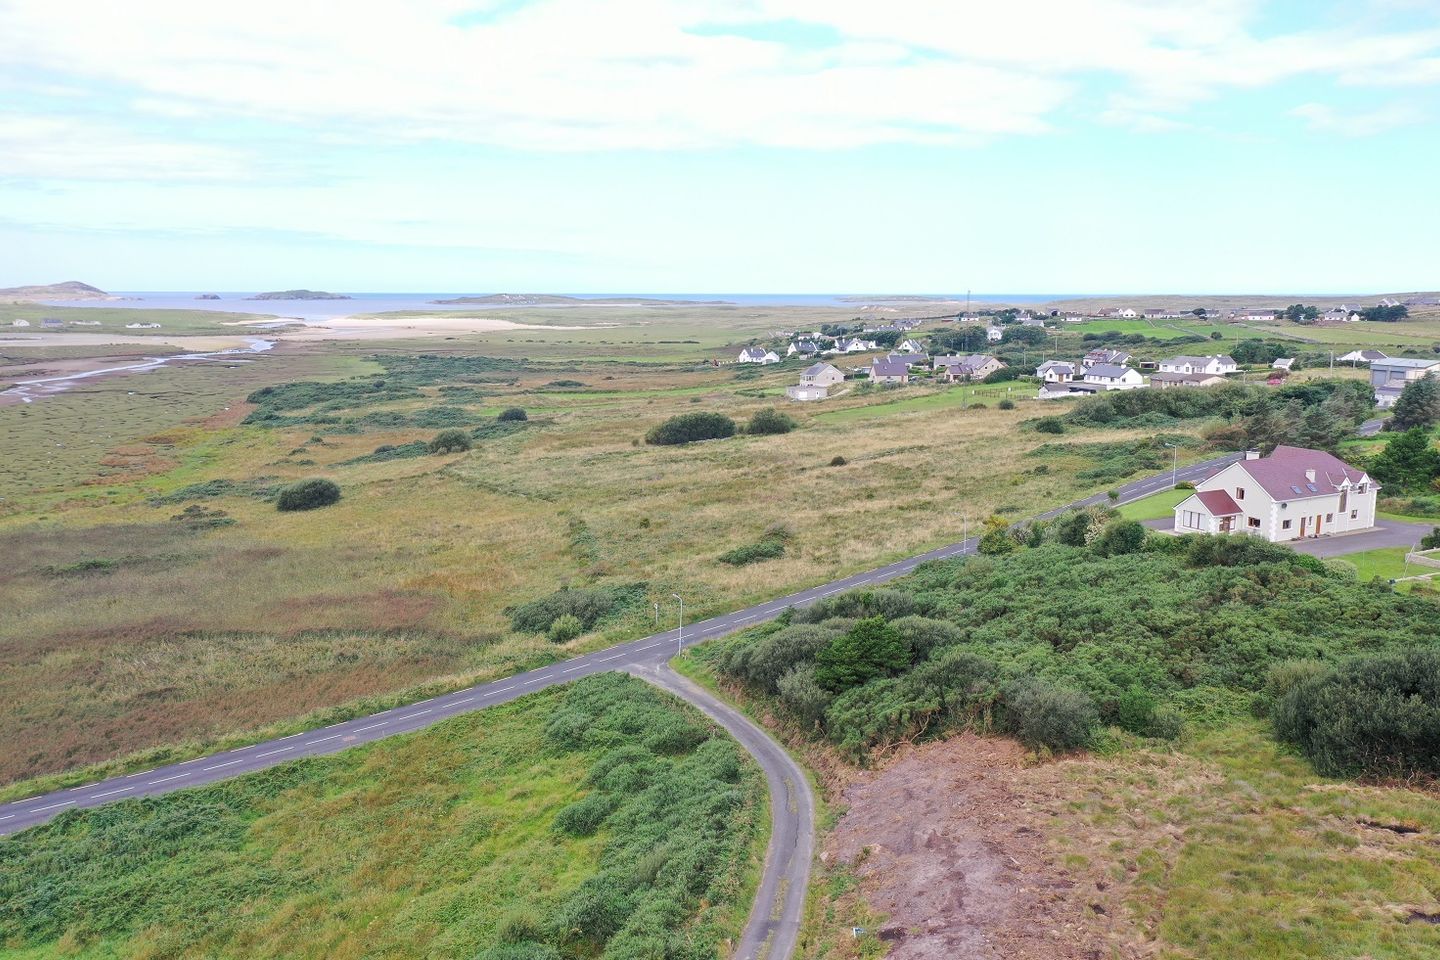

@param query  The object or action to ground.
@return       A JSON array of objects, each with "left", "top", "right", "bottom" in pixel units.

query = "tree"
[
  {"left": 1094, "top": 519, "right": 1146, "bottom": 556},
  {"left": 1001, "top": 326, "right": 1047, "bottom": 346},
  {"left": 746, "top": 407, "right": 797, "bottom": 435},
  {"left": 497, "top": 407, "right": 528, "bottom": 422},
  {"left": 645, "top": 412, "right": 737, "bottom": 445},
  {"left": 1283, "top": 303, "right": 1319, "bottom": 324},
  {"left": 814, "top": 617, "right": 910, "bottom": 691},
  {"left": 1360, "top": 304, "right": 1409, "bottom": 322},
  {"left": 1369, "top": 427, "right": 1440, "bottom": 492},
  {"left": 1192, "top": 307, "right": 1208, "bottom": 318},
  {"left": 428, "top": 428, "right": 471, "bottom": 453},
  {"left": 275, "top": 477, "right": 341, "bottom": 512},
  {"left": 977, "top": 514, "right": 1016, "bottom": 555},
  {"left": 1389, "top": 374, "right": 1440, "bottom": 431}
]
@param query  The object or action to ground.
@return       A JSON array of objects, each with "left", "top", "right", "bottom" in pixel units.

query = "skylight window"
[{"left": 1290, "top": 485, "right": 1303, "bottom": 494}]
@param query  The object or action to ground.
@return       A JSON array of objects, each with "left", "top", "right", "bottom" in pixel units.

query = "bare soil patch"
[{"left": 824, "top": 734, "right": 1139, "bottom": 960}]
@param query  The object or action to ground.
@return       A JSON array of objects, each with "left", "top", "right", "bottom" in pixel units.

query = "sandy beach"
[{"left": 231, "top": 314, "right": 602, "bottom": 341}]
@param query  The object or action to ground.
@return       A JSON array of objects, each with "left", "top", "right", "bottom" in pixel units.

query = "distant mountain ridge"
[{"left": 0, "top": 281, "right": 113, "bottom": 301}]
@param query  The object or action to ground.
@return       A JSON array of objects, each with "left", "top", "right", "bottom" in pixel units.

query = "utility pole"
[
  {"left": 653, "top": 600, "right": 660, "bottom": 628},
  {"left": 672, "top": 593, "right": 684, "bottom": 655}
]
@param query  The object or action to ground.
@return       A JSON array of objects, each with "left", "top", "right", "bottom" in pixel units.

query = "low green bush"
[
  {"left": 498, "top": 407, "right": 528, "bottom": 422},
  {"left": 1002, "top": 679, "right": 1099, "bottom": 751},
  {"left": 645, "top": 412, "right": 736, "bottom": 445},
  {"left": 1272, "top": 650, "right": 1440, "bottom": 778},
  {"left": 428, "top": 429, "right": 472, "bottom": 454},
  {"left": 717, "top": 537, "right": 786, "bottom": 566},
  {"left": 547, "top": 613, "right": 584, "bottom": 644},
  {"left": 1035, "top": 416, "right": 1065, "bottom": 434},
  {"left": 275, "top": 478, "right": 341, "bottom": 512},
  {"left": 745, "top": 407, "right": 797, "bottom": 435},
  {"left": 507, "top": 583, "right": 648, "bottom": 634},
  {"left": 997, "top": 399, "right": 1015, "bottom": 410}
]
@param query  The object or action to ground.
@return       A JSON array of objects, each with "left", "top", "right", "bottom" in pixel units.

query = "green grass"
[
  {"left": 812, "top": 381, "right": 1035, "bottom": 422},
  {"left": 1117, "top": 487, "right": 1189, "bottom": 521},
  {"left": 0, "top": 674, "right": 766, "bottom": 960},
  {"left": 1336, "top": 545, "right": 1434, "bottom": 583}
]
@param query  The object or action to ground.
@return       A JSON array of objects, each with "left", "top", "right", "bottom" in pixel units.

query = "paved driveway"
[{"left": 1143, "top": 517, "right": 1433, "bottom": 557}]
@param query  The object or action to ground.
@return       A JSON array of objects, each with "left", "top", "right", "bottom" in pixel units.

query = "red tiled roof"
[{"left": 1194, "top": 489, "right": 1242, "bottom": 516}]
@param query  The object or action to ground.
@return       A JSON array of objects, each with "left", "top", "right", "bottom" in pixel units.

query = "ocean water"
[{"left": 44, "top": 292, "right": 1077, "bottom": 321}]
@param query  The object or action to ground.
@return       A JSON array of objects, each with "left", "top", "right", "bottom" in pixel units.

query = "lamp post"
[
  {"left": 653, "top": 600, "right": 660, "bottom": 628},
  {"left": 672, "top": 593, "right": 684, "bottom": 655},
  {"left": 1165, "top": 443, "right": 1178, "bottom": 487}
]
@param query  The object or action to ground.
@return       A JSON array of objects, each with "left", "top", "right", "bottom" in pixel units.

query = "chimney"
[
  {"left": 1305, "top": 468, "right": 1316, "bottom": 482},
  {"left": 1244, "top": 449, "right": 1262, "bottom": 460}
]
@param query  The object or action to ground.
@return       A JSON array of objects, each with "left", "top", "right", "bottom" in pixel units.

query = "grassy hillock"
[{"left": 0, "top": 674, "right": 764, "bottom": 960}]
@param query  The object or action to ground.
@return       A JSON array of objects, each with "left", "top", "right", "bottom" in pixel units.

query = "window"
[
  {"left": 1351, "top": 510, "right": 1358, "bottom": 519},
  {"left": 1236, "top": 488, "right": 1245, "bottom": 500},
  {"left": 1248, "top": 517, "right": 1261, "bottom": 528},
  {"left": 1282, "top": 519, "right": 1292, "bottom": 530},
  {"left": 1356, "top": 483, "right": 1366, "bottom": 493},
  {"left": 1326, "top": 514, "right": 1334, "bottom": 523},
  {"left": 1181, "top": 510, "right": 1203, "bottom": 529}
]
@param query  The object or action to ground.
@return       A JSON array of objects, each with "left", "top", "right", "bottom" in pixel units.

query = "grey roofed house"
[
  {"left": 1338, "top": 348, "right": 1387, "bottom": 363},
  {"left": 800, "top": 361, "right": 844, "bottom": 385},
  {"left": 868, "top": 357, "right": 911, "bottom": 380},
  {"left": 1083, "top": 348, "right": 1131, "bottom": 365},
  {"left": 1084, "top": 363, "right": 1131, "bottom": 378}
]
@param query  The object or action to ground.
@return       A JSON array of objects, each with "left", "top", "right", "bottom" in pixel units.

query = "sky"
[{"left": 1, "top": 0, "right": 1438, "bottom": 294}]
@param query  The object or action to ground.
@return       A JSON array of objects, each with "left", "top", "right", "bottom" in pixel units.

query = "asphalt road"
[
  {"left": 0, "top": 443, "right": 1278, "bottom": 839},
  {"left": 0, "top": 419, "right": 1388, "bottom": 958}
]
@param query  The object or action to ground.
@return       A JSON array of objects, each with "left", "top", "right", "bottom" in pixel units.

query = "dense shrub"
[
  {"left": 274, "top": 478, "right": 341, "bottom": 512},
  {"left": 507, "top": 583, "right": 648, "bottom": 634},
  {"left": 428, "top": 428, "right": 471, "bottom": 454},
  {"left": 1424, "top": 527, "right": 1440, "bottom": 550},
  {"left": 547, "top": 614, "right": 584, "bottom": 644},
  {"left": 745, "top": 407, "right": 797, "bottom": 435},
  {"left": 829, "top": 455, "right": 847, "bottom": 466},
  {"left": 498, "top": 407, "right": 528, "bottom": 422},
  {"left": 777, "top": 665, "right": 832, "bottom": 728},
  {"left": 814, "top": 617, "right": 910, "bottom": 692},
  {"left": 1001, "top": 680, "right": 1099, "bottom": 751},
  {"left": 1273, "top": 650, "right": 1440, "bottom": 778},
  {"left": 718, "top": 536, "right": 786, "bottom": 566},
  {"left": 1034, "top": 416, "right": 1066, "bottom": 434},
  {"left": 644, "top": 412, "right": 737, "bottom": 445},
  {"left": 997, "top": 398, "right": 1015, "bottom": 410},
  {"left": 1094, "top": 519, "right": 1146, "bottom": 556}
]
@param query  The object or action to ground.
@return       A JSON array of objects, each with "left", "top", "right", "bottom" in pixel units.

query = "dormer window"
[{"left": 1356, "top": 482, "right": 1366, "bottom": 493}]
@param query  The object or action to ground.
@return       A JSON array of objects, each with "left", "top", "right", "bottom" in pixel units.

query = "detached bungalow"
[
  {"left": 1083, "top": 348, "right": 1131, "bottom": 367},
  {"left": 937, "top": 354, "right": 1004, "bottom": 382},
  {"left": 1150, "top": 371, "right": 1227, "bottom": 389},
  {"left": 985, "top": 325, "right": 1004, "bottom": 343},
  {"left": 1082, "top": 364, "right": 1146, "bottom": 390},
  {"left": 898, "top": 339, "right": 926, "bottom": 353},
  {"left": 1174, "top": 446, "right": 1378, "bottom": 542},
  {"left": 737, "top": 346, "right": 781, "bottom": 364},
  {"left": 786, "top": 340, "right": 819, "bottom": 358},
  {"left": 1035, "top": 359, "right": 1079, "bottom": 382},
  {"left": 867, "top": 357, "right": 912, "bottom": 384},
  {"left": 1338, "top": 349, "right": 1387, "bottom": 364},
  {"left": 1245, "top": 308, "right": 1281, "bottom": 321}
]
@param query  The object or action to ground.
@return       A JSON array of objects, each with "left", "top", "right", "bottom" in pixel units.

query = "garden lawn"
[{"left": 1117, "top": 487, "right": 1189, "bottom": 521}]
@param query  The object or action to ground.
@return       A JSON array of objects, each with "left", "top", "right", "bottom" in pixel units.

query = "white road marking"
[
  {"left": 255, "top": 746, "right": 295, "bottom": 759},
  {"left": 454, "top": 696, "right": 476, "bottom": 704},
  {"left": 307, "top": 734, "right": 343, "bottom": 745},
  {"left": 202, "top": 759, "right": 245, "bottom": 772},
  {"left": 597, "top": 654, "right": 625, "bottom": 663},
  {"left": 394, "top": 710, "right": 432, "bottom": 721},
  {"left": 353, "top": 722, "right": 388, "bottom": 733},
  {"left": 30, "top": 800, "right": 76, "bottom": 813},
  {"left": 521, "top": 677, "right": 545, "bottom": 685},
  {"left": 0, "top": 814, "right": 13, "bottom": 821},
  {"left": 90, "top": 786, "right": 135, "bottom": 800},
  {"left": 417, "top": 698, "right": 435, "bottom": 704},
  {"left": 145, "top": 774, "right": 189, "bottom": 786},
  {"left": 178, "top": 757, "right": 206, "bottom": 765},
  {"left": 561, "top": 665, "right": 585, "bottom": 673},
  {"left": 638, "top": 642, "right": 664, "bottom": 650}
]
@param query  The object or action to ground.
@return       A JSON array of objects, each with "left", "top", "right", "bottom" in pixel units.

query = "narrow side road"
[{"left": 631, "top": 663, "right": 814, "bottom": 960}]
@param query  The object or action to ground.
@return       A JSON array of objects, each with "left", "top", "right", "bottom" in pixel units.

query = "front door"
[
  {"left": 1315, "top": 514, "right": 1323, "bottom": 536},
  {"left": 1300, "top": 516, "right": 1308, "bottom": 537}
]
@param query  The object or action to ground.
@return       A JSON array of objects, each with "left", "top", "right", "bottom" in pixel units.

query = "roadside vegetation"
[{"left": 0, "top": 674, "right": 765, "bottom": 960}]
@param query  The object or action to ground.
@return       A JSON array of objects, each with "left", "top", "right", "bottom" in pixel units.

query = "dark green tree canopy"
[
  {"left": 1389, "top": 374, "right": 1440, "bottom": 432},
  {"left": 814, "top": 617, "right": 910, "bottom": 692}
]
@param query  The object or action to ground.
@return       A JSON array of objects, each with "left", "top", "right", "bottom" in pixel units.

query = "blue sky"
[{"left": 1, "top": 0, "right": 1438, "bottom": 294}]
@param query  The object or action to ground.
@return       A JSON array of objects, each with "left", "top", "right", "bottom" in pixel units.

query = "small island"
[
  {"left": 245, "top": 289, "right": 351, "bottom": 301},
  {"left": 194, "top": 293, "right": 221, "bottom": 300},
  {"left": 0, "top": 280, "right": 113, "bottom": 301},
  {"left": 432, "top": 293, "right": 727, "bottom": 306}
]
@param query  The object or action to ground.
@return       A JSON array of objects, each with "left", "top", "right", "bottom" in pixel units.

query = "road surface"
[{"left": 0, "top": 421, "right": 1387, "bottom": 958}]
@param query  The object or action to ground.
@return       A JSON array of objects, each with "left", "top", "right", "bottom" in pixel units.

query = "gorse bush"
[
  {"left": 274, "top": 478, "right": 341, "bottom": 512},
  {"left": 745, "top": 407, "right": 797, "bottom": 435},
  {"left": 547, "top": 614, "right": 584, "bottom": 644},
  {"left": 507, "top": 583, "right": 648, "bottom": 635},
  {"left": 498, "top": 407, "right": 528, "bottom": 422},
  {"left": 1272, "top": 650, "right": 1440, "bottom": 778},
  {"left": 428, "top": 428, "right": 471, "bottom": 454},
  {"left": 1034, "top": 416, "right": 1065, "bottom": 434},
  {"left": 701, "top": 535, "right": 1440, "bottom": 760},
  {"left": 644, "top": 412, "right": 737, "bottom": 445}
]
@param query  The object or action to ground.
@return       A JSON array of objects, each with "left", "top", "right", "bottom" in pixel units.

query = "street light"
[
  {"left": 1164, "top": 442, "right": 1178, "bottom": 487},
  {"left": 672, "top": 593, "right": 684, "bottom": 655}
]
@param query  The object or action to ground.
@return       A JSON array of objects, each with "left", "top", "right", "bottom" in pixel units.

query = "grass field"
[
  {"left": 1117, "top": 487, "right": 1189, "bottom": 520},
  {"left": 1, "top": 302, "right": 280, "bottom": 336},
  {"left": 0, "top": 673, "right": 767, "bottom": 960}
]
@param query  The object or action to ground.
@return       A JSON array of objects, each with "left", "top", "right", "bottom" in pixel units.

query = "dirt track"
[{"left": 825, "top": 735, "right": 1137, "bottom": 960}]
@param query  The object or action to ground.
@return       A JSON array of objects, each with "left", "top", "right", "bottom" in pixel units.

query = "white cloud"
[
  {"left": 1290, "top": 101, "right": 1425, "bottom": 136},
  {"left": 0, "top": 114, "right": 255, "bottom": 181},
  {"left": 0, "top": 0, "right": 1435, "bottom": 164}
]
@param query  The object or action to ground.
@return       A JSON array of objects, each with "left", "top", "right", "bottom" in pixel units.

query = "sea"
[{"left": 44, "top": 292, "right": 1075, "bottom": 321}]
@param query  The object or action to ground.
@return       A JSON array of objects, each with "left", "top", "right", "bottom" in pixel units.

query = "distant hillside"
[
  {"left": 246, "top": 289, "right": 351, "bottom": 301},
  {"left": 432, "top": 293, "right": 729, "bottom": 306},
  {"left": 1034, "top": 291, "right": 1440, "bottom": 312},
  {"left": 0, "top": 281, "right": 111, "bottom": 301}
]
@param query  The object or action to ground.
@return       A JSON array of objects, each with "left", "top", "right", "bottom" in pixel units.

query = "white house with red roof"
[{"left": 1173, "top": 445, "right": 1378, "bottom": 542}]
